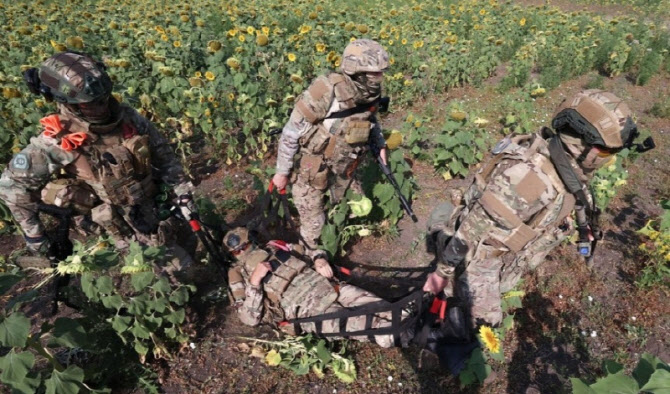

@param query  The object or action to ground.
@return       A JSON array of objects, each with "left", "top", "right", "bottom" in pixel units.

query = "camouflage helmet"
[
  {"left": 34, "top": 52, "right": 112, "bottom": 104},
  {"left": 552, "top": 90, "right": 637, "bottom": 149},
  {"left": 340, "top": 39, "right": 390, "bottom": 75},
  {"left": 223, "top": 227, "right": 250, "bottom": 253}
]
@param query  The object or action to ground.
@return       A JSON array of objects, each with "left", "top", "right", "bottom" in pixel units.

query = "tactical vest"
[
  {"left": 467, "top": 133, "right": 576, "bottom": 253},
  {"left": 299, "top": 73, "right": 376, "bottom": 176},
  {"left": 231, "top": 246, "right": 338, "bottom": 323},
  {"left": 45, "top": 111, "right": 156, "bottom": 207}
]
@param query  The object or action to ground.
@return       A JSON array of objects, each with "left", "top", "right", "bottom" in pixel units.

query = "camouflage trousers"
[
  {"left": 292, "top": 168, "right": 362, "bottom": 259},
  {"left": 455, "top": 233, "right": 563, "bottom": 327},
  {"left": 299, "top": 284, "right": 405, "bottom": 348},
  {"left": 432, "top": 203, "right": 569, "bottom": 327}
]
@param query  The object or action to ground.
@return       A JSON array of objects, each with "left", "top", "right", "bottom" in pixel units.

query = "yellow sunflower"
[
  {"left": 208, "top": 40, "right": 222, "bottom": 52},
  {"left": 173, "top": 40, "right": 181, "bottom": 47},
  {"left": 205, "top": 71, "right": 215, "bottom": 81},
  {"left": 315, "top": 42, "right": 326, "bottom": 53},
  {"left": 226, "top": 57, "right": 241, "bottom": 70},
  {"left": 256, "top": 34, "right": 269, "bottom": 46},
  {"left": 520, "top": 18, "right": 527, "bottom": 26},
  {"left": 299, "top": 25, "right": 312, "bottom": 35},
  {"left": 287, "top": 53, "right": 296, "bottom": 62},
  {"left": 479, "top": 325, "right": 500, "bottom": 354}
]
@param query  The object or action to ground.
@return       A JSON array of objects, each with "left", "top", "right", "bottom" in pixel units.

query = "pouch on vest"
[
  {"left": 266, "top": 257, "right": 308, "bottom": 304},
  {"left": 41, "top": 179, "right": 99, "bottom": 215},
  {"left": 302, "top": 125, "right": 331, "bottom": 155},
  {"left": 343, "top": 119, "right": 371, "bottom": 145},
  {"left": 90, "top": 203, "right": 132, "bottom": 237},
  {"left": 228, "top": 267, "right": 246, "bottom": 302},
  {"left": 122, "top": 135, "right": 151, "bottom": 177},
  {"left": 298, "top": 154, "right": 329, "bottom": 190},
  {"left": 102, "top": 145, "right": 135, "bottom": 179}
]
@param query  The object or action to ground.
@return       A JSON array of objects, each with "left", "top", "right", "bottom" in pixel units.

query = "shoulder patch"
[{"left": 11, "top": 153, "right": 30, "bottom": 171}]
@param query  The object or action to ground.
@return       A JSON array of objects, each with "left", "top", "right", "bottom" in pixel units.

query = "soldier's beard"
[{"left": 351, "top": 74, "right": 382, "bottom": 104}]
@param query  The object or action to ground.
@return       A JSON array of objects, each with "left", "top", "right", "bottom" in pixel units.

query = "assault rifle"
[{"left": 369, "top": 139, "right": 418, "bottom": 223}]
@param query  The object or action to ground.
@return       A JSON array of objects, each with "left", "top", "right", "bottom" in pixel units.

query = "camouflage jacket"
[
  {"left": 0, "top": 102, "right": 192, "bottom": 238},
  {"left": 431, "top": 131, "right": 586, "bottom": 290},
  {"left": 275, "top": 72, "right": 386, "bottom": 176},
  {"left": 228, "top": 243, "right": 338, "bottom": 327}
]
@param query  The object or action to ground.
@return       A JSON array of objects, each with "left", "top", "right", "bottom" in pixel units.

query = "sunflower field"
[{"left": 1, "top": 0, "right": 668, "bottom": 168}]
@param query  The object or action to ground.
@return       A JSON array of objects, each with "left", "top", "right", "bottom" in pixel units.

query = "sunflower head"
[
  {"left": 479, "top": 325, "right": 500, "bottom": 354},
  {"left": 256, "top": 34, "right": 269, "bottom": 46}
]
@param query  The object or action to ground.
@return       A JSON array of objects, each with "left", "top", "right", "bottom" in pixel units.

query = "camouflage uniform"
[
  {"left": 0, "top": 52, "right": 194, "bottom": 268},
  {"left": 428, "top": 90, "right": 640, "bottom": 326},
  {"left": 225, "top": 230, "right": 408, "bottom": 348},
  {"left": 275, "top": 39, "right": 389, "bottom": 260}
]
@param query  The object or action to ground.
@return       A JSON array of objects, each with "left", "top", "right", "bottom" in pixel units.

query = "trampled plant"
[{"left": 241, "top": 334, "right": 357, "bottom": 383}]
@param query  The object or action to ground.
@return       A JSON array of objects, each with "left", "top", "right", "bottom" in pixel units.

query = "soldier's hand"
[
  {"left": 423, "top": 272, "right": 449, "bottom": 294},
  {"left": 25, "top": 235, "right": 50, "bottom": 256},
  {"left": 314, "top": 258, "right": 333, "bottom": 279},
  {"left": 272, "top": 173, "right": 289, "bottom": 191},
  {"left": 178, "top": 193, "right": 197, "bottom": 220},
  {"left": 250, "top": 261, "right": 272, "bottom": 286}
]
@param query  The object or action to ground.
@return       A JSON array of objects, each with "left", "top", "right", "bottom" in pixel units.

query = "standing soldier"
[
  {"left": 423, "top": 90, "right": 654, "bottom": 328},
  {"left": 0, "top": 51, "right": 196, "bottom": 269},
  {"left": 271, "top": 39, "right": 390, "bottom": 278}
]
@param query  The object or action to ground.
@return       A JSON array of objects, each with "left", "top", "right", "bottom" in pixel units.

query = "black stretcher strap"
[{"left": 288, "top": 289, "right": 425, "bottom": 346}]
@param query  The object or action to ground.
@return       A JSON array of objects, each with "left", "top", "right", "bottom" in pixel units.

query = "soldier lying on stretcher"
[
  {"left": 223, "top": 227, "right": 479, "bottom": 373},
  {"left": 223, "top": 227, "right": 412, "bottom": 348}
]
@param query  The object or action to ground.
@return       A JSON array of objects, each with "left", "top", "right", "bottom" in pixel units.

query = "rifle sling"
[
  {"left": 547, "top": 134, "right": 597, "bottom": 231},
  {"left": 325, "top": 98, "right": 380, "bottom": 120}
]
